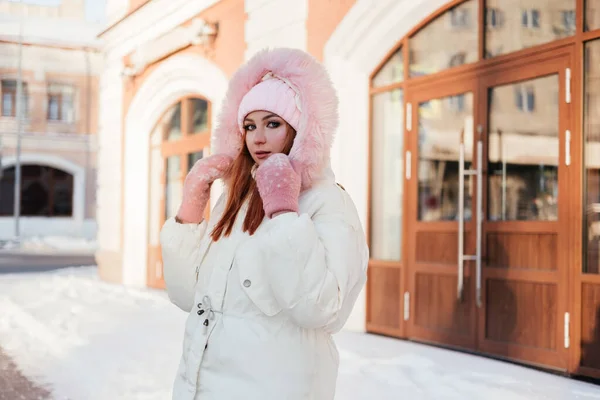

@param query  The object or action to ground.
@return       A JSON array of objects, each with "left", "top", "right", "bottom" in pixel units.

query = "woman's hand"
[
  {"left": 255, "top": 154, "right": 301, "bottom": 218},
  {"left": 176, "top": 154, "right": 233, "bottom": 224}
]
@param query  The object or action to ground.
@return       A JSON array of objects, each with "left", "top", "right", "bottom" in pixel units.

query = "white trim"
[
  {"left": 323, "top": 0, "right": 449, "bottom": 333},
  {"left": 0, "top": 153, "right": 85, "bottom": 224},
  {"left": 121, "top": 53, "right": 228, "bottom": 288}
]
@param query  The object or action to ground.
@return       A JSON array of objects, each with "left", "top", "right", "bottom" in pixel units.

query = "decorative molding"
[
  {"left": 124, "top": 18, "right": 218, "bottom": 77},
  {"left": 100, "top": 0, "right": 220, "bottom": 59}
]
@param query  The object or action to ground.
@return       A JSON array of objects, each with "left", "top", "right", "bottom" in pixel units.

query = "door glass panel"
[
  {"left": 485, "top": 0, "right": 575, "bottom": 58},
  {"left": 370, "top": 89, "right": 404, "bottom": 261},
  {"left": 409, "top": 0, "right": 478, "bottom": 78},
  {"left": 190, "top": 98, "right": 209, "bottom": 133},
  {"left": 586, "top": 0, "right": 600, "bottom": 31},
  {"left": 418, "top": 92, "right": 474, "bottom": 221},
  {"left": 164, "top": 156, "right": 182, "bottom": 219},
  {"left": 488, "top": 75, "right": 559, "bottom": 221},
  {"left": 372, "top": 48, "right": 403, "bottom": 88},
  {"left": 584, "top": 40, "right": 600, "bottom": 273}
]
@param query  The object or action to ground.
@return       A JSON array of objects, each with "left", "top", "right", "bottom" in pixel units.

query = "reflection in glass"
[
  {"left": 190, "top": 98, "right": 209, "bottom": 133},
  {"left": 586, "top": 0, "right": 600, "bottom": 31},
  {"left": 370, "top": 90, "right": 404, "bottom": 261},
  {"left": 409, "top": 0, "right": 478, "bottom": 77},
  {"left": 165, "top": 156, "right": 182, "bottom": 219},
  {"left": 418, "top": 93, "right": 474, "bottom": 221},
  {"left": 372, "top": 48, "right": 403, "bottom": 88},
  {"left": 584, "top": 40, "right": 600, "bottom": 273},
  {"left": 188, "top": 151, "right": 204, "bottom": 172},
  {"left": 165, "top": 102, "right": 182, "bottom": 141},
  {"left": 485, "top": 0, "right": 575, "bottom": 58},
  {"left": 488, "top": 75, "right": 559, "bottom": 221}
]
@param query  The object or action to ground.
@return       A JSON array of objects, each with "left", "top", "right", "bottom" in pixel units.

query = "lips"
[{"left": 255, "top": 151, "right": 271, "bottom": 160}]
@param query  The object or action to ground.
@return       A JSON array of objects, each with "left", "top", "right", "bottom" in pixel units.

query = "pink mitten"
[
  {"left": 255, "top": 154, "right": 301, "bottom": 218},
  {"left": 176, "top": 154, "right": 233, "bottom": 223}
]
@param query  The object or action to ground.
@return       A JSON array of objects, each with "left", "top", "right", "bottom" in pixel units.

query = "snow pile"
[{"left": 0, "top": 267, "right": 599, "bottom": 400}]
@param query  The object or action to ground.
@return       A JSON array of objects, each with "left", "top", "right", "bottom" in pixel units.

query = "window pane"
[
  {"left": 2, "top": 92, "right": 13, "bottom": 116},
  {"left": 62, "top": 94, "right": 74, "bottom": 123},
  {"left": 0, "top": 167, "right": 15, "bottom": 216},
  {"left": 486, "top": 0, "right": 575, "bottom": 58},
  {"left": 48, "top": 95, "right": 60, "bottom": 120},
  {"left": 190, "top": 98, "right": 209, "bottom": 133},
  {"left": 372, "top": 48, "right": 403, "bottom": 88},
  {"left": 165, "top": 102, "right": 182, "bottom": 141},
  {"left": 584, "top": 39, "right": 600, "bottom": 273},
  {"left": 488, "top": 75, "right": 559, "bottom": 221},
  {"left": 148, "top": 145, "right": 162, "bottom": 246},
  {"left": 187, "top": 151, "right": 204, "bottom": 172},
  {"left": 370, "top": 89, "right": 404, "bottom": 261},
  {"left": 418, "top": 93, "right": 474, "bottom": 221},
  {"left": 409, "top": 0, "right": 478, "bottom": 78},
  {"left": 586, "top": 0, "right": 600, "bottom": 31},
  {"left": 52, "top": 169, "right": 73, "bottom": 216},
  {"left": 21, "top": 166, "right": 49, "bottom": 216},
  {"left": 164, "top": 156, "right": 182, "bottom": 219}
]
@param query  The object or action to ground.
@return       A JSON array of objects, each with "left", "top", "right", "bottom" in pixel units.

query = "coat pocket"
[{"left": 235, "top": 257, "right": 283, "bottom": 317}]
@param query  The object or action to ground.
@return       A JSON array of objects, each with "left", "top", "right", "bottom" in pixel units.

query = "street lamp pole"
[{"left": 13, "top": 0, "right": 24, "bottom": 241}]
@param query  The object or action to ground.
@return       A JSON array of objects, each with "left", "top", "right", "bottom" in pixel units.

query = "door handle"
[
  {"left": 458, "top": 142, "right": 476, "bottom": 301},
  {"left": 458, "top": 139, "right": 483, "bottom": 308},
  {"left": 475, "top": 140, "right": 483, "bottom": 308}
]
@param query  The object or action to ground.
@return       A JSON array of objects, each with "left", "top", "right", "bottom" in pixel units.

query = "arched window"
[
  {"left": 0, "top": 165, "right": 74, "bottom": 217},
  {"left": 148, "top": 96, "right": 211, "bottom": 288}
]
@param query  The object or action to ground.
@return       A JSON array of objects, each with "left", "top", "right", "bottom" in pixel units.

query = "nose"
[{"left": 253, "top": 127, "right": 266, "bottom": 145}]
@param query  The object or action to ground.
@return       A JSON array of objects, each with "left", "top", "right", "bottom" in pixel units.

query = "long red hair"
[{"left": 210, "top": 125, "right": 296, "bottom": 241}]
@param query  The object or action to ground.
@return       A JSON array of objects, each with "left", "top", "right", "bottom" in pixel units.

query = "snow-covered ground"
[
  {"left": 1, "top": 266, "right": 599, "bottom": 400},
  {"left": 0, "top": 236, "right": 97, "bottom": 254}
]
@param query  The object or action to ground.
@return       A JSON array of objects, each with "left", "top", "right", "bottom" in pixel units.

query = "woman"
[{"left": 160, "top": 48, "right": 368, "bottom": 400}]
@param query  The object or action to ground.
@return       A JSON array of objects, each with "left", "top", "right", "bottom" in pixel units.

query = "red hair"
[{"left": 210, "top": 125, "right": 295, "bottom": 241}]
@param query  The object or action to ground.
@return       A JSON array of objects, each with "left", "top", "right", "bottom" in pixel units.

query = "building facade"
[
  {"left": 96, "top": 0, "right": 600, "bottom": 378},
  {"left": 0, "top": 0, "right": 103, "bottom": 241}
]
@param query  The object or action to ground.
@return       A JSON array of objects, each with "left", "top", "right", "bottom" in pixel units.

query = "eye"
[
  {"left": 266, "top": 120, "right": 281, "bottom": 128},
  {"left": 244, "top": 124, "right": 256, "bottom": 131}
]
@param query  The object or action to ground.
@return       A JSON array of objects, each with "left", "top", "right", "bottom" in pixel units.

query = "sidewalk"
[
  {"left": 0, "top": 266, "right": 599, "bottom": 399},
  {"left": 0, "top": 346, "right": 51, "bottom": 400}
]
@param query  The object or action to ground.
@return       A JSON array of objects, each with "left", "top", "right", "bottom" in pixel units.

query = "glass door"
[
  {"left": 476, "top": 50, "right": 573, "bottom": 370},
  {"left": 405, "top": 79, "right": 479, "bottom": 350}
]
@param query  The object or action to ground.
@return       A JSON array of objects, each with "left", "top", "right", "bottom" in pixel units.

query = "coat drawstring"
[{"left": 197, "top": 295, "right": 222, "bottom": 329}]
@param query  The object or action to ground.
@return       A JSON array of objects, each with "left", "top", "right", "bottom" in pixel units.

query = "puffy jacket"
[{"left": 160, "top": 48, "right": 369, "bottom": 400}]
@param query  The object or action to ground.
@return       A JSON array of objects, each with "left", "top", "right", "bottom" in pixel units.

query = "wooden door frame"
[{"left": 474, "top": 47, "right": 574, "bottom": 370}]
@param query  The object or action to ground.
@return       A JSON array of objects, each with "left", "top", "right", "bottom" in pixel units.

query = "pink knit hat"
[{"left": 237, "top": 73, "right": 302, "bottom": 133}]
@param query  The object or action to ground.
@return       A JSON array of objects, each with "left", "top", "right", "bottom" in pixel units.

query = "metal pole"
[
  {"left": 13, "top": 0, "right": 24, "bottom": 241},
  {"left": 83, "top": 48, "right": 92, "bottom": 235}
]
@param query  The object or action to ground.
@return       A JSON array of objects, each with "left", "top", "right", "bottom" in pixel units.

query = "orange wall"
[{"left": 307, "top": 0, "right": 356, "bottom": 61}]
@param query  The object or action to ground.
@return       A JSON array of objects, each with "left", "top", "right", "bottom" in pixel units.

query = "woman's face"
[{"left": 243, "top": 110, "right": 292, "bottom": 165}]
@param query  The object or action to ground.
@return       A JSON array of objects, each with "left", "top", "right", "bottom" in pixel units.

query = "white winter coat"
[
  {"left": 159, "top": 47, "right": 369, "bottom": 400},
  {"left": 160, "top": 167, "right": 367, "bottom": 399}
]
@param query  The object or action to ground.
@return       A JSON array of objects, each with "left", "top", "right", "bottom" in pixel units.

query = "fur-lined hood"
[{"left": 212, "top": 48, "right": 339, "bottom": 189}]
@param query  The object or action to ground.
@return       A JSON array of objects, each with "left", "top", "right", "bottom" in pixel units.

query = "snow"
[
  {"left": 0, "top": 266, "right": 599, "bottom": 400},
  {"left": 0, "top": 236, "right": 97, "bottom": 253}
]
